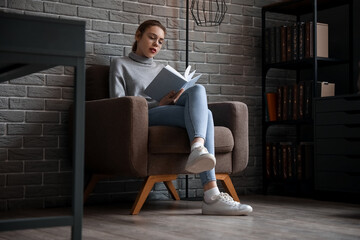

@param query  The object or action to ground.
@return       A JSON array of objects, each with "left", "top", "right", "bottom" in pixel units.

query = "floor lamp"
[{"left": 184, "top": 0, "right": 227, "bottom": 198}]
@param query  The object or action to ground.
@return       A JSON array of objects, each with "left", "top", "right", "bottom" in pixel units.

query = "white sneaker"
[
  {"left": 185, "top": 146, "right": 216, "bottom": 173},
  {"left": 202, "top": 192, "right": 253, "bottom": 215}
]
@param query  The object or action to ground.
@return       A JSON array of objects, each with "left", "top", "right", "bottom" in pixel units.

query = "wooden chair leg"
[
  {"left": 83, "top": 174, "right": 109, "bottom": 203},
  {"left": 130, "top": 175, "right": 178, "bottom": 215},
  {"left": 216, "top": 173, "right": 240, "bottom": 202},
  {"left": 164, "top": 180, "right": 180, "bottom": 200}
]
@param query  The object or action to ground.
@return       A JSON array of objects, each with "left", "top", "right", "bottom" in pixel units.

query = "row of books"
[
  {"left": 265, "top": 21, "right": 328, "bottom": 64},
  {"left": 265, "top": 81, "right": 313, "bottom": 122},
  {"left": 265, "top": 142, "right": 313, "bottom": 181}
]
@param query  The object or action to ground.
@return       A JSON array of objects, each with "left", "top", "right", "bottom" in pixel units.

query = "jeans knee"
[{"left": 188, "top": 84, "right": 206, "bottom": 95}]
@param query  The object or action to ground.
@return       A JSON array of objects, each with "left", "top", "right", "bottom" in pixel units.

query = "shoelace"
[{"left": 216, "top": 192, "right": 239, "bottom": 206}]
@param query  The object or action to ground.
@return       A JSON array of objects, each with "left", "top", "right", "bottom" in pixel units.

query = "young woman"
[{"left": 109, "top": 20, "right": 253, "bottom": 215}]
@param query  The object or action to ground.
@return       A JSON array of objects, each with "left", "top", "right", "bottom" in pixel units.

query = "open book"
[{"left": 144, "top": 65, "right": 201, "bottom": 102}]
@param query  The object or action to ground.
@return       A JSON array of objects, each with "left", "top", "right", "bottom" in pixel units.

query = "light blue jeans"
[{"left": 148, "top": 85, "right": 216, "bottom": 186}]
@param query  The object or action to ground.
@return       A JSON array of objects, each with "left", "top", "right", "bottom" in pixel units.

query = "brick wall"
[{"left": 0, "top": 0, "right": 280, "bottom": 210}]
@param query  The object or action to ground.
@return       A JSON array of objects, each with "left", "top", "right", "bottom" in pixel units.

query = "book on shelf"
[
  {"left": 144, "top": 65, "right": 201, "bottom": 102},
  {"left": 316, "top": 81, "right": 335, "bottom": 97},
  {"left": 265, "top": 21, "right": 328, "bottom": 63},
  {"left": 265, "top": 81, "right": 313, "bottom": 122},
  {"left": 265, "top": 142, "right": 313, "bottom": 181}
]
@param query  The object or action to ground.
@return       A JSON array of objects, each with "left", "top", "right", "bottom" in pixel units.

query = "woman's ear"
[{"left": 135, "top": 30, "right": 142, "bottom": 41}]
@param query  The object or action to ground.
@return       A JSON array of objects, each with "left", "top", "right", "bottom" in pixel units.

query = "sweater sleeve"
[{"left": 109, "top": 57, "right": 126, "bottom": 98}]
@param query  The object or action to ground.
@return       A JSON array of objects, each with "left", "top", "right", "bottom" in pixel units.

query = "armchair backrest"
[{"left": 86, "top": 65, "right": 110, "bottom": 101}]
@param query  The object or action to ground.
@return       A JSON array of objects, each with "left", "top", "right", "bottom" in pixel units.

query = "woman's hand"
[{"left": 159, "top": 88, "right": 184, "bottom": 106}]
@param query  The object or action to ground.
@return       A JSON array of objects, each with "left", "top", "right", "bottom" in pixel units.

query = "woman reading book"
[{"left": 109, "top": 20, "right": 252, "bottom": 215}]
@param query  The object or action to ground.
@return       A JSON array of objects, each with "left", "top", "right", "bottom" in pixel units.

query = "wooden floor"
[{"left": 1, "top": 195, "right": 360, "bottom": 240}]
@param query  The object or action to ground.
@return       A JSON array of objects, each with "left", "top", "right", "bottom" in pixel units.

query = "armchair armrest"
[
  {"left": 208, "top": 101, "right": 249, "bottom": 174},
  {"left": 85, "top": 96, "right": 148, "bottom": 177}
]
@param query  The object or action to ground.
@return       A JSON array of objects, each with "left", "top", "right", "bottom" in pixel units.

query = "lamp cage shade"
[{"left": 190, "top": 0, "right": 227, "bottom": 26}]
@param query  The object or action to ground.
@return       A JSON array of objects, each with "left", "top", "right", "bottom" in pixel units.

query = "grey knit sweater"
[{"left": 109, "top": 52, "right": 165, "bottom": 109}]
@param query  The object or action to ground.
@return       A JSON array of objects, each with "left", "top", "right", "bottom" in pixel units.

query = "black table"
[{"left": 0, "top": 12, "right": 85, "bottom": 239}]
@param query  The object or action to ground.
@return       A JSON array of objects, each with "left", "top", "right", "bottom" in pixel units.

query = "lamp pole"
[{"left": 185, "top": 0, "right": 189, "bottom": 199}]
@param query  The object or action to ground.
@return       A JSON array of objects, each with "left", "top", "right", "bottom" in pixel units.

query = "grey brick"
[
  {"left": 230, "top": 35, "right": 253, "bottom": 46},
  {"left": 152, "top": 5, "right": 179, "bottom": 18},
  {"left": 27, "top": 87, "right": 61, "bottom": 99},
  {"left": 156, "top": 50, "right": 180, "bottom": 61},
  {"left": 210, "top": 75, "right": 236, "bottom": 85},
  {"left": 243, "top": 6, "right": 261, "bottom": 17},
  {"left": 8, "top": 0, "right": 43, "bottom": 11},
  {"left": 0, "top": 85, "right": 26, "bottom": 97},
  {"left": 243, "top": 26, "right": 261, "bottom": 37},
  {"left": 0, "top": 161, "right": 23, "bottom": 173},
  {"left": 245, "top": 85, "right": 262, "bottom": 96},
  {"left": 0, "top": 136, "right": 22, "bottom": 148},
  {"left": 41, "top": 66, "right": 64, "bottom": 75},
  {"left": 205, "top": 33, "right": 229, "bottom": 43},
  {"left": 7, "top": 199, "right": 44, "bottom": 210},
  {"left": 24, "top": 137, "right": 58, "bottom": 148},
  {"left": 232, "top": 55, "right": 254, "bottom": 66},
  {"left": 195, "top": 63, "right": 219, "bottom": 74},
  {"left": 62, "top": 88, "right": 74, "bottom": 100},
  {"left": 167, "top": 18, "right": 186, "bottom": 29},
  {"left": 0, "top": 149, "right": 7, "bottom": 161},
  {"left": 86, "top": 31, "right": 109, "bottom": 43},
  {"left": 59, "top": 136, "right": 69, "bottom": 148},
  {"left": 0, "top": 110, "right": 24, "bottom": 122},
  {"left": 44, "top": 2, "right": 77, "bottom": 16},
  {"left": 0, "top": 175, "right": 4, "bottom": 186},
  {"left": 220, "top": 64, "right": 244, "bottom": 75},
  {"left": 25, "top": 185, "right": 60, "bottom": 198},
  {"left": 230, "top": 15, "right": 254, "bottom": 26},
  {"left": 123, "top": 23, "right": 139, "bottom": 35},
  {"left": 10, "top": 98, "right": 44, "bottom": 110},
  {"left": 8, "top": 149, "right": 43, "bottom": 161},
  {"left": 179, "top": 31, "right": 205, "bottom": 42},
  {"left": 219, "top": 24, "right": 243, "bottom": 35},
  {"left": 204, "top": 85, "right": 221, "bottom": 94},
  {"left": 166, "top": 40, "right": 186, "bottom": 51},
  {"left": 232, "top": 0, "right": 254, "bottom": 6},
  {"left": 7, "top": 173, "right": 42, "bottom": 186},
  {"left": 86, "top": 54, "right": 111, "bottom": 65},
  {"left": 0, "top": 98, "right": 8, "bottom": 109},
  {"left": 110, "top": 11, "right": 138, "bottom": 24},
  {"left": 46, "top": 75, "right": 74, "bottom": 87},
  {"left": 244, "top": 66, "right": 261, "bottom": 76},
  {"left": 78, "top": 6, "right": 109, "bottom": 19},
  {"left": 207, "top": 54, "right": 231, "bottom": 64},
  {"left": 7, "top": 124, "right": 42, "bottom": 135},
  {"left": 0, "top": 186, "right": 24, "bottom": 199},
  {"left": 0, "top": 0, "right": 5, "bottom": 7},
  {"left": 0, "top": 124, "right": 4, "bottom": 135},
  {"left": 140, "top": 0, "right": 166, "bottom": 5},
  {"left": 26, "top": 111, "right": 59, "bottom": 123},
  {"left": 109, "top": 34, "right": 134, "bottom": 46},
  {"left": 25, "top": 160, "right": 59, "bottom": 172},
  {"left": 43, "top": 124, "right": 66, "bottom": 135},
  {"left": 45, "top": 148, "right": 69, "bottom": 160},
  {"left": 220, "top": 45, "right": 244, "bottom": 55},
  {"left": 180, "top": 52, "right": 206, "bottom": 63},
  {"left": 45, "top": 99, "right": 73, "bottom": 111},
  {"left": 93, "top": 0, "right": 122, "bottom": 10},
  {"left": 94, "top": 44, "right": 123, "bottom": 55},
  {"left": 10, "top": 74, "right": 45, "bottom": 85},
  {"left": 123, "top": 2, "right": 151, "bottom": 14},
  {"left": 221, "top": 85, "right": 245, "bottom": 95},
  {"left": 44, "top": 172, "right": 72, "bottom": 184},
  {"left": 60, "top": 0, "right": 91, "bottom": 6},
  {"left": 93, "top": 20, "right": 122, "bottom": 33},
  {"left": 194, "top": 43, "right": 219, "bottom": 53}
]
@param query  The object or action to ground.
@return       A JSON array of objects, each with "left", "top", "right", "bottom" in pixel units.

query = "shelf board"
[
  {"left": 263, "top": 0, "right": 352, "bottom": 15},
  {"left": 265, "top": 119, "right": 313, "bottom": 126},
  {"left": 265, "top": 57, "right": 348, "bottom": 71}
]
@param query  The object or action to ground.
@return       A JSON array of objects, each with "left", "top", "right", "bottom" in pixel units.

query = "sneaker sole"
[
  {"left": 202, "top": 205, "right": 253, "bottom": 216},
  {"left": 185, "top": 155, "right": 216, "bottom": 174}
]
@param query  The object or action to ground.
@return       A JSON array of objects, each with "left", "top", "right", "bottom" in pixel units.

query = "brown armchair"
[{"left": 84, "top": 65, "right": 249, "bottom": 215}]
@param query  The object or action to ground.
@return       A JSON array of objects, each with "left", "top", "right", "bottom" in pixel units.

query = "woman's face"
[{"left": 135, "top": 25, "right": 165, "bottom": 58}]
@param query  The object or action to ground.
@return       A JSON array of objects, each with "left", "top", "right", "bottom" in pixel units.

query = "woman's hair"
[{"left": 132, "top": 20, "right": 167, "bottom": 52}]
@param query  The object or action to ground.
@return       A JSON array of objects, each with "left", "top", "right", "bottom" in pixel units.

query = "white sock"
[
  {"left": 191, "top": 141, "right": 203, "bottom": 151},
  {"left": 204, "top": 187, "right": 220, "bottom": 203}
]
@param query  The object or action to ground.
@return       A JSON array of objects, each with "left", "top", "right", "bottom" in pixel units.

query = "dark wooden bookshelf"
[{"left": 261, "top": 0, "right": 356, "bottom": 197}]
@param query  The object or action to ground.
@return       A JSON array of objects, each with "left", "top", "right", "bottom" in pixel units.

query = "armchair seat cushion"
[{"left": 148, "top": 126, "right": 234, "bottom": 154}]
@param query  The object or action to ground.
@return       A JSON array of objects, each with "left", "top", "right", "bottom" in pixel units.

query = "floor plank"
[{"left": 1, "top": 195, "right": 359, "bottom": 240}]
